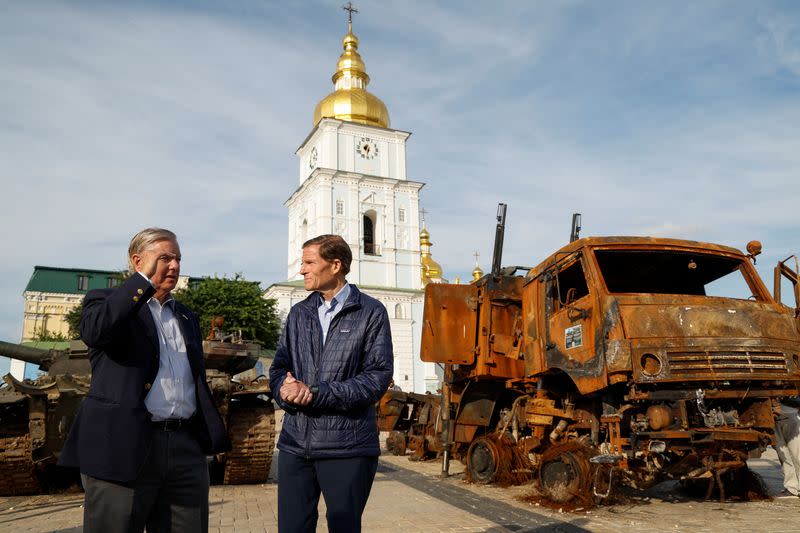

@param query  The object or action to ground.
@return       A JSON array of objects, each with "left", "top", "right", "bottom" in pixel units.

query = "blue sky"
[{"left": 1, "top": 0, "right": 799, "bottom": 368}]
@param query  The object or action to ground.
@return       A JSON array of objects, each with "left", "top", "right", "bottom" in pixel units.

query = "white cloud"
[{"left": 1, "top": 0, "right": 799, "bottom": 345}]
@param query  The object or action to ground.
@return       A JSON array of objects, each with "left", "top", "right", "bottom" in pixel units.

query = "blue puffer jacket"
[{"left": 269, "top": 285, "right": 393, "bottom": 458}]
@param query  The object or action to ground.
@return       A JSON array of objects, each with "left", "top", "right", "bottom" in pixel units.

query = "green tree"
[
  {"left": 65, "top": 301, "right": 84, "bottom": 340},
  {"left": 32, "top": 323, "right": 70, "bottom": 342},
  {"left": 173, "top": 274, "right": 280, "bottom": 349}
]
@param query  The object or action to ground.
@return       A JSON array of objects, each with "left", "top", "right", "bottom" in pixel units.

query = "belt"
[{"left": 150, "top": 417, "right": 194, "bottom": 431}]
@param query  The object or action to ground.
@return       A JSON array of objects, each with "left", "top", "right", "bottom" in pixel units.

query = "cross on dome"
[{"left": 342, "top": 2, "right": 358, "bottom": 25}]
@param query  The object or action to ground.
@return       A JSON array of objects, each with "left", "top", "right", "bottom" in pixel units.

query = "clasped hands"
[{"left": 280, "top": 372, "right": 313, "bottom": 406}]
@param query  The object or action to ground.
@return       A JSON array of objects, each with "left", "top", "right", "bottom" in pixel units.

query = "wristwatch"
[{"left": 309, "top": 385, "right": 319, "bottom": 399}]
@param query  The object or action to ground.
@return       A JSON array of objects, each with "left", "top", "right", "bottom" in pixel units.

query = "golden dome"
[
  {"left": 313, "top": 22, "right": 390, "bottom": 128},
  {"left": 472, "top": 264, "right": 484, "bottom": 282},
  {"left": 420, "top": 227, "right": 445, "bottom": 285},
  {"left": 422, "top": 256, "right": 444, "bottom": 280}
]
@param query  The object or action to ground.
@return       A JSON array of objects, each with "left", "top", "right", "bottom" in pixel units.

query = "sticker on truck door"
[{"left": 565, "top": 325, "right": 583, "bottom": 349}]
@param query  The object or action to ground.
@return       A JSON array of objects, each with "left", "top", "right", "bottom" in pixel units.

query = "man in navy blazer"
[{"left": 59, "top": 228, "right": 229, "bottom": 533}]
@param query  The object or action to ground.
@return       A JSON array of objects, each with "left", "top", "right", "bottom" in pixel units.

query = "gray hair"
[{"left": 127, "top": 228, "right": 177, "bottom": 271}]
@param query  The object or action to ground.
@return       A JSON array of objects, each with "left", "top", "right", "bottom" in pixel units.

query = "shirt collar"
[
  {"left": 319, "top": 282, "right": 350, "bottom": 309},
  {"left": 148, "top": 295, "right": 176, "bottom": 311}
]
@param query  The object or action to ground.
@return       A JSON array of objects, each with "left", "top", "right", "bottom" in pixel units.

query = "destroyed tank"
[
  {"left": 0, "top": 340, "right": 90, "bottom": 495},
  {"left": 203, "top": 317, "right": 276, "bottom": 485},
  {"left": 0, "top": 317, "right": 276, "bottom": 494},
  {"left": 379, "top": 205, "right": 800, "bottom": 506}
]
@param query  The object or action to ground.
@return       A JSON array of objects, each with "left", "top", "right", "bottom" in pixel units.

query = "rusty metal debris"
[{"left": 378, "top": 206, "right": 800, "bottom": 508}]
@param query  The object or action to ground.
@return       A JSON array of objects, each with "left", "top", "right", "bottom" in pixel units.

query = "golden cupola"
[
  {"left": 420, "top": 227, "right": 446, "bottom": 286},
  {"left": 313, "top": 21, "right": 390, "bottom": 128},
  {"left": 472, "top": 263, "right": 484, "bottom": 282}
]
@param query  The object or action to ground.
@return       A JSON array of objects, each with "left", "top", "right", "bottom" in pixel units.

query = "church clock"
[{"left": 356, "top": 137, "right": 378, "bottom": 160}]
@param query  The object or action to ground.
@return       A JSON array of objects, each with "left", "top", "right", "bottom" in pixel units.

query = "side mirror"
[{"left": 746, "top": 240, "right": 762, "bottom": 263}]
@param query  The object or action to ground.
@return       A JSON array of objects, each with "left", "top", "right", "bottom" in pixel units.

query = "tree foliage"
[
  {"left": 173, "top": 274, "right": 280, "bottom": 350},
  {"left": 65, "top": 302, "right": 83, "bottom": 340},
  {"left": 32, "top": 324, "right": 70, "bottom": 342}
]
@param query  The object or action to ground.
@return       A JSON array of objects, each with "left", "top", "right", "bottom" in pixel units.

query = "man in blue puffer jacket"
[{"left": 269, "top": 234, "right": 393, "bottom": 533}]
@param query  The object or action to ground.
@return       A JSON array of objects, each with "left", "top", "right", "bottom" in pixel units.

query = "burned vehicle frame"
[{"left": 379, "top": 206, "right": 800, "bottom": 506}]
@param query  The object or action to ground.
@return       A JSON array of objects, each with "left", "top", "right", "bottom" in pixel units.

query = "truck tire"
[
  {"left": 467, "top": 436, "right": 501, "bottom": 484},
  {"left": 535, "top": 441, "right": 595, "bottom": 506}
]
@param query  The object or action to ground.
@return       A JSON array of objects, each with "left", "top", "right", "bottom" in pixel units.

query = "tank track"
[
  {"left": 0, "top": 434, "right": 41, "bottom": 495},
  {"left": 223, "top": 401, "right": 276, "bottom": 485}
]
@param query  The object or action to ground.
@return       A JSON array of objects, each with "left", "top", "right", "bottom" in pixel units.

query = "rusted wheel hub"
[
  {"left": 536, "top": 442, "right": 595, "bottom": 505},
  {"left": 467, "top": 436, "right": 501, "bottom": 484}
]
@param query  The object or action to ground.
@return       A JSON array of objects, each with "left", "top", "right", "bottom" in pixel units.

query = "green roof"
[{"left": 25, "top": 266, "right": 124, "bottom": 294}]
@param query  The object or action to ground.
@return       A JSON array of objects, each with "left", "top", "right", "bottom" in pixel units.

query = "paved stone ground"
[{"left": 2, "top": 419, "right": 799, "bottom": 532}]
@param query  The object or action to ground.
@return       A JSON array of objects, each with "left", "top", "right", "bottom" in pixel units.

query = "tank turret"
[
  {"left": 0, "top": 340, "right": 89, "bottom": 375},
  {"left": 0, "top": 340, "right": 91, "bottom": 495},
  {"left": 201, "top": 317, "right": 276, "bottom": 485}
]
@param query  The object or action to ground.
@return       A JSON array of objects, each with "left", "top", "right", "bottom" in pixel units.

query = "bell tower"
[
  {"left": 285, "top": 7, "right": 423, "bottom": 291},
  {"left": 265, "top": 5, "right": 438, "bottom": 393}
]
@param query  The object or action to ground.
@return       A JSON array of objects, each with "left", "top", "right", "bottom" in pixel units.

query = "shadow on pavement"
[
  {"left": 377, "top": 460, "right": 592, "bottom": 533},
  {"left": 0, "top": 495, "right": 83, "bottom": 531}
]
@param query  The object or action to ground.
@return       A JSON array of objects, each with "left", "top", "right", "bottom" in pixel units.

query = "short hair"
[
  {"left": 303, "top": 234, "right": 352, "bottom": 275},
  {"left": 127, "top": 228, "right": 177, "bottom": 271}
]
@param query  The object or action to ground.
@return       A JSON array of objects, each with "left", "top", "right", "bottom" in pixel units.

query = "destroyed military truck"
[
  {"left": 379, "top": 205, "right": 800, "bottom": 505},
  {"left": 0, "top": 340, "right": 90, "bottom": 495},
  {"left": 0, "top": 317, "right": 275, "bottom": 495}
]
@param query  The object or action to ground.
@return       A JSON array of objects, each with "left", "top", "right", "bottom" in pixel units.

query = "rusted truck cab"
[
  {"left": 419, "top": 236, "right": 800, "bottom": 503},
  {"left": 524, "top": 237, "right": 800, "bottom": 390}
]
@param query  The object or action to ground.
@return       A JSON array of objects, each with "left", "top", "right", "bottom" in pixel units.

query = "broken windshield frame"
[{"left": 593, "top": 249, "right": 765, "bottom": 301}]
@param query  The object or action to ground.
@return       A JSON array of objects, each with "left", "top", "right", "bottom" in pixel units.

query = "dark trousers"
[
  {"left": 81, "top": 427, "right": 209, "bottom": 533},
  {"left": 278, "top": 450, "right": 378, "bottom": 533}
]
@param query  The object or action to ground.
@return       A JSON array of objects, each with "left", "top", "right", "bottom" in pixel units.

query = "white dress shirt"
[{"left": 143, "top": 295, "right": 197, "bottom": 421}]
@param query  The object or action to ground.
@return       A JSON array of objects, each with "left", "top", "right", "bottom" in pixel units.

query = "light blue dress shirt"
[{"left": 318, "top": 283, "right": 350, "bottom": 344}]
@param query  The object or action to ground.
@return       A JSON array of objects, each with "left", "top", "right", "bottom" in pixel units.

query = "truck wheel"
[
  {"left": 386, "top": 431, "right": 407, "bottom": 456},
  {"left": 535, "top": 442, "right": 594, "bottom": 506},
  {"left": 467, "top": 436, "right": 500, "bottom": 484}
]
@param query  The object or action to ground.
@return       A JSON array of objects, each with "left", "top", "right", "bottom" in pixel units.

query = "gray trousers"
[
  {"left": 81, "top": 427, "right": 209, "bottom": 533},
  {"left": 775, "top": 403, "right": 800, "bottom": 496}
]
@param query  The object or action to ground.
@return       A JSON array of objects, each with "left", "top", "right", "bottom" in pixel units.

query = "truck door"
[
  {"left": 544, "top": 255, "right": 600, "bottom": 373},
  {"left": 775, "top": 255, "right": 800, "bottom": 325},
  {"left": 420, "top": 283, "right": 478, "bottom": 365}
]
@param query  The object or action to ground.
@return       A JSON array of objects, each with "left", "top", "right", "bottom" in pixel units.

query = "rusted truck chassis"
[{"left": 380, "top": 231, "right": 800, "bottom": 505}]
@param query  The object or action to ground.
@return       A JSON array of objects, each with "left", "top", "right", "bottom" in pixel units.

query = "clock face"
[
  {"left": 356, "top": 137, "right": 379, "bottom": 160},
  {"left": 309, "top": 146, "right": 318, "bottom": 169}
]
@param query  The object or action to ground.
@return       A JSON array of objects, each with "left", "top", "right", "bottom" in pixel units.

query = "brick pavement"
[{"left": 1, "top": 433, "right": 798, "bottom": 532}]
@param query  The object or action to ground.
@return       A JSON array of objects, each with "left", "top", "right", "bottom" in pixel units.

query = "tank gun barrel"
[{"left": 0, "top": 340, "right": 59, "bottom": 371}]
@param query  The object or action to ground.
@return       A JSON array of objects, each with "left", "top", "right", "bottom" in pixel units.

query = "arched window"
[
  {"left": 394, "top": 303, "right": 405, "bottom": 319},
  {"left": 363, "top": 211, "right": 376, "bottom": 255}
]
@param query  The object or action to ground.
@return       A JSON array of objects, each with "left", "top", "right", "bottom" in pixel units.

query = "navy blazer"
[{"left": 58, "top": 274, "right": 229, "bottom": 483}]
